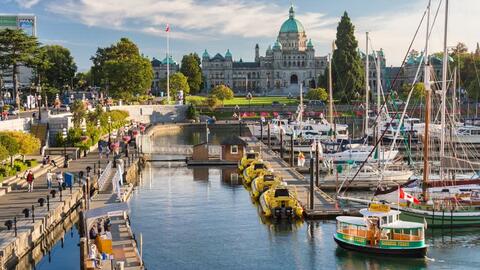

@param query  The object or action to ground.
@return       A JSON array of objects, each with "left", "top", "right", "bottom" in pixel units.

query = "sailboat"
[{"left": 391, "top": 0, "right": 480, "bottom": 227}]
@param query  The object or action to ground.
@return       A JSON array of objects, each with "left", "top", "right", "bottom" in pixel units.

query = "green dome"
[
  {"left": 307, "top": 39, "right": 313, "bottom": 48},
  {"left": 279, "top": 6, "right": 305, "bottom": 33},
  {"left": 202, "top": 49, "right": 210, "bottom": 59},
  {"left": 225, "top": 49, "right": 232, "bottom": 58},
  {"left": 273, "top": 39, "right": 282, "bottom": 50}
]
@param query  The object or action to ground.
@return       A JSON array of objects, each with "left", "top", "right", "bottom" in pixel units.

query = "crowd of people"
[{"left": 88, "top": 217, "right": 113, "bottom": 268}]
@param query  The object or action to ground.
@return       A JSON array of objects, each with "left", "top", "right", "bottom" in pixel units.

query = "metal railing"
[{"left": 97, "top": 161, "right": 113, "bottom": 191}]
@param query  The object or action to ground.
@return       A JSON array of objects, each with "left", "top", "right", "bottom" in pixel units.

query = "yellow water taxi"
[
  {"left": 238, "top": 151, "right": 260, "bottom": 172},
  {"left": 259, "top": 184, "right": 303, "bottom": 219},
  {"left": 251, "top": 173, "right": 283, "bottom": 200},
  {"left": 243, "top": 159, "right": 269, "bottom": 185}
]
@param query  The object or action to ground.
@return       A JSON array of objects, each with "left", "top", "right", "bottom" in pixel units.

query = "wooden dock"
[{"left": 242, "top": 137, "right": 358, "bottom": 219}]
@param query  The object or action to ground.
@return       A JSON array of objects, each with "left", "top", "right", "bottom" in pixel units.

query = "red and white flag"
[
  {"left": 165, "top": 24, "right": 170, "bottom": 32},
  {"left": 399, "top": 188, "right": 420, "bottom": 204}
]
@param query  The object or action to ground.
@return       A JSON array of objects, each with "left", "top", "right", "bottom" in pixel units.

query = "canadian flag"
[
  {"left": 165, "top": 24, "right": 170, "bottom": 32},
  {"left": 399, "top": 188, "right": 420, "bottom": 204}
]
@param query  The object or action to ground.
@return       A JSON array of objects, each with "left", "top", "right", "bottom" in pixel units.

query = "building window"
[{"left": 230, "top": 145, "right": 239, "bottom": 154}]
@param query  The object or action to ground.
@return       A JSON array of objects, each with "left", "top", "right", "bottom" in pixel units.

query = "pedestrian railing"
[{"left": 97, "top": 161, "right": 112, "bottom": 191}]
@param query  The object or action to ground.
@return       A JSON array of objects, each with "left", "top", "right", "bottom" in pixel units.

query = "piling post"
[
  {"left": 79, "top": 237, "right": 86, "bottom": 270},
  {"left": 290, "top": 134, "right": 294, "bottom": 167},
  {"left": 267, "top": 121, "right": 271, "bottom": 149},
  {"left": 47, "top": 195, "right": 50, "bottom": 212},
  {"left": 280, "top": 130, "right": 284, "bottom": 159},
  {"left": 315, "top": 142, "right": 319, "bottom": 187},
  {"left": 260, "top": 120, "right": 263, "bottom": 143},
  {"left": 309, "top": 158, "right": 314, "bottom": 210},
  {"left": 31, "top": 205, "right": 35, "bottom": 222}
]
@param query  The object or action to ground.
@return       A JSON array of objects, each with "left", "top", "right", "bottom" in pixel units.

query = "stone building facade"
[
  {"left": 151, "top": 55, "right": 179, "bottom": 95},
  {"left": 201, "top": 6, "right": 328, "bottom": 95}
]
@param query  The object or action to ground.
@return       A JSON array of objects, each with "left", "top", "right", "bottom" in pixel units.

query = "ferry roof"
[
  {"left": 336, "top": 216, "right": 365, "bottom": 226},
  {"left": 382, "top": 220, "right": 424, "bottom": 229},
  {"left": 359, "top": 208, "right": 401, "bottom": 217}
]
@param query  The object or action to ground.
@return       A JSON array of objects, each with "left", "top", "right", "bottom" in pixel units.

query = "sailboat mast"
[
  {"left": 440, "top": 0, "right": 449, "bottom": 182},
  {"left": 365, "top": 32, "right": 370, "bottom": 136},
  {"left": 376, "top": 49, "right": 381, "bottom": 165},
  {"left": 328, "top": 42, "right": 334, "bottom": 127},
  {"left": 299, "top": 83, "right": 303, "bottom": 123},
  {"left": 453, "top": 66, "right": 457, "bottom": 123},
  {"left": 422, "top": 0, "right": 432, "bottom": 202}
]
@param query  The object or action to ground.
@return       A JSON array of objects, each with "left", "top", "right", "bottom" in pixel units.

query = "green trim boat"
[{"left": 334, "top": 204, "right": 427, "bottom": 257}]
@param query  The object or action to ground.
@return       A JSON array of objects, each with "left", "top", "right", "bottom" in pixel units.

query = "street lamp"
[
  {"left": 81, "top": 119, "right": 88, "bottom": 157},
  {"left": 62, "top": 127, "right": 68, "bottom": 168},
  {"left": 107, "top": 116, "right": 112, "bottom": 145}
]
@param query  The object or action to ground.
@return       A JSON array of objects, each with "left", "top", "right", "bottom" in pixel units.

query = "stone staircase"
[{"left": 0, "top": 155, "right": 64, "bottom": 192}]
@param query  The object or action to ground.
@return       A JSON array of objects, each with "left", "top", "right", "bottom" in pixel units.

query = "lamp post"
[
  {"left": 81, "top": 119, "right": 87, "bottom": 157},
  {"left": 36, "top": 85, "right": 41, "bottom": 121},
  {"left": 107, "top": 116, "right": 112, "bottom": 145},
  {"left": 62, "top": 127, "right": 68, "bottom": 168}
]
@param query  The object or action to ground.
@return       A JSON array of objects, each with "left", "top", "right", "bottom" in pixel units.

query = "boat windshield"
[
  {"left": 264, "top": 175, "right": 274, "bottom": 181},
  {"left": 254, "top": 164, "right": 265, "bottom": 170},
  {"left": 274, "top": 189, "right": 289, "bottom": 197},
  {"left": 246, "top": 153, "right": 256, "bottom": 159}
]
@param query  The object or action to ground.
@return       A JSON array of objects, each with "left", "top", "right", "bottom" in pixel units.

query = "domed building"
[{"left": 202, "top": 5, "right": 328, "bottom": 95}]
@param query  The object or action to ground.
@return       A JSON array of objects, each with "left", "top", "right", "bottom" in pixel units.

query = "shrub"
[{"left": 186, "top": 104, "right": 198, "bottom": 120}]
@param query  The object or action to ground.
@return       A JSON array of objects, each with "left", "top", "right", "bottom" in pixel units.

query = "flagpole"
[{"left": 166, "top": 24, "right": 170, "bottom": 103}]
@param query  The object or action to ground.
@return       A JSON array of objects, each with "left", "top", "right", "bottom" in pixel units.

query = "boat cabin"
[{"left": 336, "top": 204, "right": 425, "bottom": 249}]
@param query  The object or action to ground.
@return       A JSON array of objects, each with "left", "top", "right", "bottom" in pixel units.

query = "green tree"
[
  {"left": 210, "top": 85, "right": 234, "bottom": 105},
  {"left": 306, "top": 88, "right": 328, "bottom": 102},
  {"left": 205, "top": 96, "right": 220, "bottom": 111},
  {"left": 0, "top": 145, "right": 9, "bottom": 162},
  {"left": 71, "top": 100, "right": 87, "bottom": 128},
  {"left": 160, "top": 72, "right": 190, "bottom": 100},
  {"left": 412, "top": 82, "right": 426, "bottom": 100},
  {"left": 91, "top": 38, "right": 153, "bottom": 99},
  {"left": 180, "top": 53, "right": 203, "bottom": 94},
  {"left": 0, "top": 29, "right": 40, "bottom": 109},
  {"left": 0, "top": 134, "right": 20, "bottom": 165},
  {"left": 5, "top": 131, "right": 40, "bottom": 156},
  {"left": 332, "top": 12, "right": 364, "bottom": 102},
  {"left": 36, "top": 45, "right": 77, "bottom": 90}
]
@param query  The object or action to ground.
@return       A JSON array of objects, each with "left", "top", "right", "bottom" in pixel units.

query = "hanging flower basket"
[{"left": 122, "top": 135, "right": 131, "bottom": 143}]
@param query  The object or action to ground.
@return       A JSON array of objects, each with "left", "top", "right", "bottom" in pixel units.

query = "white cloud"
[
  {"left": 46, "top": 0, "right": 332, "bottom": 40},
  {"left": 43, "top": 0, "right": 480, "bottom": 66},
  {"left": 15, "top": 0, "right": 40, "bottom": 8}
]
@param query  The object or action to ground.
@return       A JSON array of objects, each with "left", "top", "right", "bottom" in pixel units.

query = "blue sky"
[{"left": 2, "top": 0, "right": 479, "bottom": 71}]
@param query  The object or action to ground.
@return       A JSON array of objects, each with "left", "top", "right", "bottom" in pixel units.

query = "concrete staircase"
[{"left": 0, "top": 155, "right": 64, "bottom": 192}]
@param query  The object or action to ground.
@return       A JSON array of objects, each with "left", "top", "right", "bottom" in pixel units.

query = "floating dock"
[{"left": 241, "top": 137, "right": 359, "bottom": 219}]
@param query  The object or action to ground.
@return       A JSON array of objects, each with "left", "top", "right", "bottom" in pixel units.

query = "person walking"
[
  {"left": 46, "top": 169, "right": 53, "bottom": 189},
  {"left": 26, "top": 170, "right": 34, "bottom": 192},
  {"left": 56, "top": 171, "right": 64, "bottom": 190},
  {"left": 105, "top": 147, "right": 110, "bottom": 159}
]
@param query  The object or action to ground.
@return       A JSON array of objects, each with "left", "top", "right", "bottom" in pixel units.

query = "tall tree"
[
  {"left": 0, "top": 29, "right": 40, "bottom": 109},
  {"left": 71, "top": 100, "right": 87, "bottom": 128},
  {"left": 160, "top": 72, "right": 190, "bottom": 100},
  {"left": 37, "top": 45, "right": 77, "bottom": 91},
  {"left": 180, "top": 53, "right": 203, "bottom": 94},
  {"left": 90, "top": 38, "right": 153, "bottom": 99},
  {"left": 210, "top": 85, "right": 234, "bottom": 105},
  {"left": 332, "top": 12, "right": 364, "bottom": 102}
]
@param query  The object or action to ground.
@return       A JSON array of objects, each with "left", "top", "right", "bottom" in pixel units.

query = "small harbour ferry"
[
  {"left": 334, "top": 203, "right": 427, "bottom": 257},
  {"left": 238, "top": 150, "right": 260, "bottom": 172},
  {"left": 251, "top": 173, "right": 283, "bottom": 200},
  {"left": 243, "top": 160, "right": 269, "bottom": 185}
]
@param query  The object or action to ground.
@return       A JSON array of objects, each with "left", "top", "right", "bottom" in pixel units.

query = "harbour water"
[{"left": 33, "top": 126, "right": 480, "bottom": 269}]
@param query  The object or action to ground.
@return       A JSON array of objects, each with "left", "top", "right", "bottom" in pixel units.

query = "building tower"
[{"left": 255, "top": 44, "right": 260, "bottom": 62}]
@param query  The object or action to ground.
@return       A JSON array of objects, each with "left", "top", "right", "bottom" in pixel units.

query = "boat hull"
[
  {"left": 400, "top": 209, "right": 480, "bottom": 228},
  {"left": 333, "top": 235, "right": 427, "bottom": 258}
]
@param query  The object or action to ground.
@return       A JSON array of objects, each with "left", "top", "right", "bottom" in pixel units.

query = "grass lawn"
[{"left": 186, "top": 96, "right": 298, "bottom": 106}]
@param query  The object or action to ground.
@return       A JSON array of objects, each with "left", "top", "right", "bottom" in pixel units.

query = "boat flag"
[
  {"left": 399, "top": 188, "right": 420, "bottom": 205},
  {"left": 165, "top": 24, "right": 170, "bottom": 32}
]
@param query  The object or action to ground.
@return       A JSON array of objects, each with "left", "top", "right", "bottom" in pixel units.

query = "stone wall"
[
  {"left": 110, "top": 105, "right": 186, "bottom": 123},
  {"left": 0, "top": 117, "right": 31, "bottom": 132}
]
